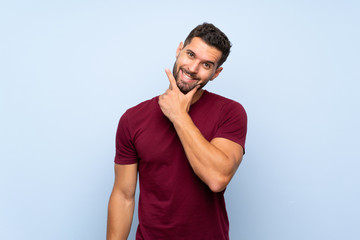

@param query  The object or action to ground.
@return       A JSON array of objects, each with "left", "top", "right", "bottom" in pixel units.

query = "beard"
[{"left": 172, "top": 61, "right": 205, "bottom": 94}]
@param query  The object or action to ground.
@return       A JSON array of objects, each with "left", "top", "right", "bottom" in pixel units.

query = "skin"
[
  {"left": 107, "top": 37, "right": 243, "bottom": 239},
  {"left": 172, "top": 37, "right": 223, "bottom": 97},
  {"left": 107, "top": 163, "right": 137, "bottom": 240}
]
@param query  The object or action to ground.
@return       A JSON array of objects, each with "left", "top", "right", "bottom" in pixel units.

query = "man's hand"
[{"left": 158, "top": 68, "right": 199, "bottom": 122}]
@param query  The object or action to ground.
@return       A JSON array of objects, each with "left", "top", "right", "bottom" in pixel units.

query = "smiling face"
[{"left": 172, "top": 37, "right": 223, "bottom": 94}]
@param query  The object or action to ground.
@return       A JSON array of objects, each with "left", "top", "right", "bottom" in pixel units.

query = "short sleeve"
[
  {"left": 214, "top": 101, "right": 248, "bottom": 153},
  {"left": 114, "top": 111, "right": 139, "bottom": 164}
]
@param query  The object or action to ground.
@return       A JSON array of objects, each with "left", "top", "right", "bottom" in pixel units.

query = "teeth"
[{"left": 183, "top": 70, "right": 193, "bottom": 80}]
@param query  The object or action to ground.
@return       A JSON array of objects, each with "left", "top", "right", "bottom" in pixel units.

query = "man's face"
[{"left": 172, "top": 37, "right": 223, "bottom": 94}]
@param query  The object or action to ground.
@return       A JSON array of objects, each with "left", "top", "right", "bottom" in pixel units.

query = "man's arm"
[
  {"left": 173, "top": 116, "right": 243, "bottom": 192},
  {"left": 159, "top": 69, "right": 243, "bottom": 192},
  {"left": 107, "top": 163, "right": 138, "bottom": 240}
]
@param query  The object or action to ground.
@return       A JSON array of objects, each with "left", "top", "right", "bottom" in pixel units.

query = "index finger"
[{"left": 165, "top": 68, "right": 178, "bottom": 91}]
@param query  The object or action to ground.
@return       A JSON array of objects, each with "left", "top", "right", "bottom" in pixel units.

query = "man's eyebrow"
[
  {"left": 205, "top": 60, "right": 215, "bottom": 66},
  {"left": 186, "top": 49, "right": 216, "bottom": 66}
]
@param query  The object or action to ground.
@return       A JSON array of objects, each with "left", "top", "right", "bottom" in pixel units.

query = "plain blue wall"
[{"left": 1, "top": 0, "right": 359, "bottom": 239}]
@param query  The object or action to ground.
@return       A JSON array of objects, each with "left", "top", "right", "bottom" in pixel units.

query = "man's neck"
[{"left": 191, "top": 89, "right": 205, "bottom": 105}]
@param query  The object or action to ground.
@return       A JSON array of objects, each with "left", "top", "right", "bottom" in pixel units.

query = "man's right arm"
[{"left": 107, "top": 163, "right": 138, "bottom": 240}]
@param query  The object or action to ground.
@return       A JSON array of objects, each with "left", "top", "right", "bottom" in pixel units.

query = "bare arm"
[
  {"left": 107, "top": 163, "right": 138, "bottom": 240},
  {"left": 158, "top": 69, "right": 243, "bottom": 192}
]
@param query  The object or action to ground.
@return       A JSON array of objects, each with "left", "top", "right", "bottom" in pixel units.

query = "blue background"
[{"left": 1, "top": 0, "right": 359, "bottom": 239}]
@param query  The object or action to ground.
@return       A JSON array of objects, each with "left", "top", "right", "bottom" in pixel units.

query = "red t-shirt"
[{"left": 115, "top": 90, "right": 247, "bottom": 240}]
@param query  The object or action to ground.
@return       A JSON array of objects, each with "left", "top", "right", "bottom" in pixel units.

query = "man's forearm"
[{"left": 107, "top": 192, "right": 135, "bottom": 240}]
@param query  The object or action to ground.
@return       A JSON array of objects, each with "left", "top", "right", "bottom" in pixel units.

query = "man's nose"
[{"left": 188, "top": 61, "right": 199, "bottom": 73}]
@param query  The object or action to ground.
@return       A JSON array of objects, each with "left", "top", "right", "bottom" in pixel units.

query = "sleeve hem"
[
  {"left": 114, "top": 157, "right": 138, "bottom": 165},
  {"left": 213, "top": 135, "right": 246, "bottom": 155}
]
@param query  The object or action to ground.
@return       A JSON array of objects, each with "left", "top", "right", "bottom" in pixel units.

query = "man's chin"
[
  {"left": 178, "top": 87, "right": 191, "bottom": 94},
  {"left": 177, "top": 82, "right": 196, "bottom": 94}
]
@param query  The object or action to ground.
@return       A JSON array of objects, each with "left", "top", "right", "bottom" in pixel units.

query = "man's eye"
[
  {"left": 187, "top": 52, "right": 194, "bottom": 57},
  {"left": 203, "top": 63, "right": 210, "bottom": 69}
]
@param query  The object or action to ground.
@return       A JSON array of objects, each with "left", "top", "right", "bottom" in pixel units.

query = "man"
[{"left": 107, "top": 23, "right": 247, "bottom": 240}]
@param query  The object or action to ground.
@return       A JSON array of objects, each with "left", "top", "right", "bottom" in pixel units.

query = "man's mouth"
[{"left": 180, "top": 69, "right": 199, "bottom": 83}]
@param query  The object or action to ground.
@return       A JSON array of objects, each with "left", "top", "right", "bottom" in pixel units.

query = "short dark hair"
[{"left": 184, "top": 23, "right": 232, "bottom": 67}]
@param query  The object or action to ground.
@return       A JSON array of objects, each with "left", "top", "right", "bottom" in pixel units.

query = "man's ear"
[
  {"left": 210, "top": 67, "right": 223, "bottom": 81},
  {"left": 176, "top": 42, "right": 184, "bottom": 57}
]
